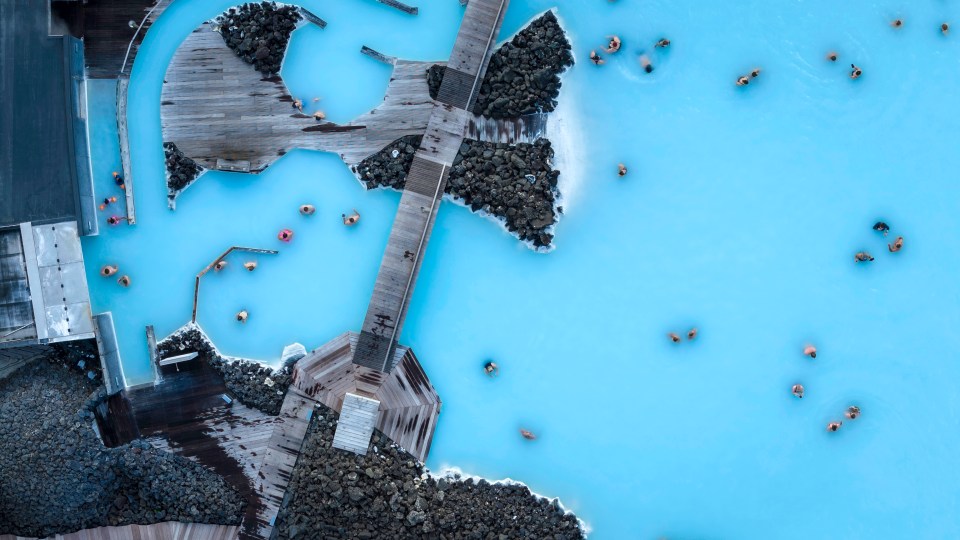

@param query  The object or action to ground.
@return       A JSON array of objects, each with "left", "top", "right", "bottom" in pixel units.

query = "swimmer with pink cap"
[{"left": 278, "top": 229, "right": 294, "bottom": 242}]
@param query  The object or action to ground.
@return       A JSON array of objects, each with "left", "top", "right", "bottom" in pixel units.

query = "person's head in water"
[
  {"left": 520, "top": 429, "right": 536, "bottom": 440},
  {"left": 100, "top": 265, "right": 118, "bottom": 277},
  {"left": 243, "top": 261, "right": 257, "bottom": 271},
  {"left": 668, "top": 332, "right": 681, "bottom": 343},
  {"left": 299, "top": 204, "right": 315, "bottom": 216},
  {"left": 214, "top": 260, "right": 228, "bottom": 271},
  {"left": 618, "top": 163, "right": 628, "bottom": 177},
  {"left": 117, "top": 275, "right": 131, "bottom": 287},
  {"left": 845, "top": 406, "right": 861, "bottom": 420},
  {"left": 751, "top": 68, "right": 762, "bottom": 78},
  {"left": 687, "top": 328, "right": 698, "bottom": 340},
  {"left": 655, "top": 38, "right": 671, "bottom": 48},
  {"left": 891, "top": 19, "right": 903, "bottom": 28},
  {"left": 826, "top": 52, "right": 838, "bottom": 62},
  {"left": 827, "top": 421, "right": 842, "bottom": 432},
  {"left": 804, "top": 345, "right": 817, "bottom": 359},
  {"left": 342, "top": 209, "right": 360, "bottom": 226},
  {"left": 590, "top": 50, "right": 605, "bottom": 65},
  {"left": 639, "top": 55, "right": 653, "bottom": 73},
  {"left": 942, "top": 23, "right": 950, "bottom": 35},
  {"left": 850, "top": 64, "right": 862, "bottom": 79},
  {"left": 873, "top": 221, "right": 890, "bottom": 235},
  {"left": 736, "top": 76, "right": 750, "bottom": 86},
  {"left": 605, "top": 35, "right": 621, "bottom": 53},
  {"left": 888, "top": 236, "right": 904, "bottom": 253},
  {"left": 792, "top": 384, "right": 804, "bottom": 398},
  {"left": 278, "top": 229, "right": 294, "bottom": 242},
  {"left": 236, "top": 309, "right": 248, "bottom": 323},
  {"left": 484, "top": 361, "right": 499, "bottom": 377}
]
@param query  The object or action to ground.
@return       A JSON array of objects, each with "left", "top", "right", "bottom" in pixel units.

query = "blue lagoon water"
[{"left": 83, "top": 0, "right": 960, "bottom": 537}]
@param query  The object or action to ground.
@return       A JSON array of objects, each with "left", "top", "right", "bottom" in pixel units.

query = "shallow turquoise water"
[{"left": 83, "top": 0, "right": 960, "bottom": 537}]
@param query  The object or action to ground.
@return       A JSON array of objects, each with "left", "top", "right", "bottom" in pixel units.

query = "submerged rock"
[
  {"left": 428, "top": 11, "right": 574, "bottom": 118},
  {"left": 355, "top": 135, "right": 561, "bottom": 248}
]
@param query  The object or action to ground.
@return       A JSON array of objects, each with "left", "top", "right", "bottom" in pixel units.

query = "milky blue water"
[{"left": 82, "top": 0, "right": 960, "bottom": 537}]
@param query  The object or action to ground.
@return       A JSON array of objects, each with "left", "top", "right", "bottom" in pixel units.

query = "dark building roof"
[{"left": 0, "top": 0, "right": 87, "bottom": 229}]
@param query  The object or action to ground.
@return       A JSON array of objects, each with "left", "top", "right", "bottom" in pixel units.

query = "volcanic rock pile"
[
  {"left": 157, "top": 325, "right": 291, "bottom": 416},
  {"left": 0, "top": 357, "right": 243, "bottom": 537},
  {"left": 273, "top": 404, "right": 584, "bottom": 539},
  {"left": 355, "top": 136, "right": 560, "bottom": 248},
  {"left": 163, "top": 142, "right": 202, "bottom": 204},
  {"left": 216, "top": 2, "right": 302, "bottom": 76},
  {"left": 428, "top": 11, "right": 574, "bottom": 118}
]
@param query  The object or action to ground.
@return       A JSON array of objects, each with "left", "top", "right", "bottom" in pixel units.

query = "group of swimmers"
[
  {"left": 291, "top": 97, "right": 326, "bottom": 121},
  {"left": 99, "top": 264, "right": 131, "bottom": 288},
  {"left": 795, "top": 345, "right": 862, "bottom": 432},
  {"left": 104, "top": 172, "right": 130, "bottom": 226},
  {"left": 276, "top": 205, "right": 360, "bottom": 243},
  {"left": 590, "top": 36, "right": 670, "bottom": 74},
  {"left": 855, "top": 221, "right": 905, "bottom": 263},
  {"left": 668, "top": 327, "right": 698, "bottom": 343}
]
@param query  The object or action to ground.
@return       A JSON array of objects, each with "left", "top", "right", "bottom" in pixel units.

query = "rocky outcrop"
[
  {"left": 163, "top": 142, "right": 203, "bottom": 208},
  {"left": 157, "top": 325, "right": 291, "bottom": 416},
  {"left": 273, "top": 404, "right": 584, "bottom": 540},
  {"left": 428, "top": 11, "right": 574, "bottom": 118},
  {"left": 216, "top": 2, "right": 302, "bottom": 77},
  {"left": 0, "top": 357, "right": 243, "bottom": 538},
  {"left": 355, "top": 136, "right": 560, "bottom": 248}
]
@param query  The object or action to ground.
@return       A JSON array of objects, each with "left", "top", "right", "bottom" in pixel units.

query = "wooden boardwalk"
[
  {"left": 331, "top": 393, "right": 380, "bottom": 454},
  {"left": 161, "top": 24, "right": 435, "bottom": 174},
  {"left": 354, "top": 0, "right": 509, "bottom": 371},
  {"left": 0, "top": 522, "right": 239, "bottom": 540}
]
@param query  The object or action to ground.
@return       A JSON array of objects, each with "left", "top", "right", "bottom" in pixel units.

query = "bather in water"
[
  {"left": 342, "top": 209, "right": 361, "bottom": 226},
  {"left": 300, "top": 204, "right": 316, "bottom": 216},
  {"left": 855, "top": 251, "right": 874, "bottom": 263},
  {"left": 873, "top": 221, "right": 890, "bottom": 236},
  {"left": 639, "top": 55, "right": 654, "bottom": 73},
  {"left": 668, "top": 332, "right": 681, "bottom": 343},
  {"left": 687, "top": 328, "right": 698, "bottom": 340},
  {"left": 736, "top": 75, "right": 750, "bottom": 86},
  {"left": 243, "top": 261, "right": 258, "bottom": 271},
  {"left": 117, "top": 275, "right": 131, "bottom": 287},
  {"left": 827, "top": 421, "right": 842, "bottom": 432},
  {"left": 100, "top": 265, "right": 118, "bottom": 277},
  {"left": 214, "top": 260, "right": 228, "bottom": 271},
  {"left": 236, "top": 309, "right": 248, "bottom": 323},
  {"left": 792, "top": 384, "right": 804, "bottom": 398},
  {"left": 655, "top": 38, "right": 671, "bottom": 48},
  {"left": 520, "top": 429, "right": 537, "bottom": 440},
  {"left": 804, "top": 345, "right": 817, "bottom": 359},
  {"left": 845, "top": 406, "right": 861, "bottom": 420},
  {"left": 888, "top": 236, "right": 904, "bottom": 253},
  {"left": 826, "top": 52, "right": 838, "bottom": 62},
  {"left": 618, "top": 163, "right": 628, "bottom": 177},
  {"left": 484, "top": 361, "right": 499, "bottom": 377},
  {"left": 590, "top": 50, "right": 605, "bottom": 65},
  {"left": 850, "top": 64, "right": 862, "bottom": 79},
  {"left": 605, "top": 35, "right": 621, "bottom": 53}
]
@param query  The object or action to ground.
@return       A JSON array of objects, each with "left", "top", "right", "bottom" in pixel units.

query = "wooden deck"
[
  {"left": 331, "top": 393, "right": 380, "bottom": 454},
  {"left": 0, "top": 522, "right": 239, "bottom": 540},
  {"left": 292, "top": 332, "right": 441, "bottom": 461},
  {"left": 160, "top": 24, "right": 436, "bottom": 174}
]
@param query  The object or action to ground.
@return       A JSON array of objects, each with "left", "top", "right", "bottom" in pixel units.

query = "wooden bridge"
[{"left": 353, "top": 0, "right": 510, "bottom": 372}]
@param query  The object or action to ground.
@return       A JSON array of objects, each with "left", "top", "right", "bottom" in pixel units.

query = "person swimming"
[
  {"left": 483, "top": 361, "right": 499, "bottom": 377},
  {"left": 888, "top": 236, "right": 904, "bottom": 253},
  {"left": 668, "top": 332, "right": 681, "bottom": 343},
  {"left": 827, "top": 421, "right": 842, "bottom": 432},
  {"left": 342, "top": 209, "right": 360, "bottom": 226},
  {"left": 850, "top": 64, "right": 862, "bottom": 79},
  {"left": 112, "top": 171, "right": 125, "bottom": 189},
  {"left": 299, "top": 204, "right": 316, "bottom": 216},
  {"left": 750, "top": 68, "right": 762, "bottom": 78},
  {"left": 605, "top": 35, "right": 621, "bottom": 53},
  {"left": 736, "top": 75, "right": 750, "bottom": 86},
  {"left": 891, "top": 18, "right": 903, "bottom": 29},
  {"left": 687, "top": 328, "right": 698, "bottom": 340},
  {"left": 117, "top": 275, "right": 131, "bottom": 287},
  {"left": 639, "top": 54, "right": 654, "bottom": 73},
  {"left": 99, "top": 196, "right": 118, "bottom": 211},
  {"left": 826, "top": 51, "right": 838, "bottom": 62},
  {"left": 236, "top": 309, "right": 248, "bottom": 323},
  {"left": 520, "top": 429, "right": 537, "bottom": 440},
  {"left": 100, "top": 265, "right": 118, "bottom": 277},
  {"left": 590, "top": 50, "right": 605, "bottom": 65},
  {"left": 214, "top": 260, "right": 228, "bottom": 271},
  {"left": 106, "top": 215, "right": 127, "bottom": 226},
  {"left": 873, "top": 221, "right": 890, "bottom": 236},
  {"left": 243, "top": 261, "right": 258, "bottom": 271},
  {"left": 792, "top": 384, "right": 805, "bottom": 398},
  {"left": 655, "top": 38, "right": 671, "bottom": 48},
  {"left": 313, "top": 110, "right": 326, "bottom": 121},
  {"left": 943, "top": 23, "right": 950, "bottom": 35},
  {"left": 618, "top": 163, "right": 628, "bottom": 177},
  {"left": 292, "top": 98, "right": 303, "bottom": 111},
  {"left": 855, "top": 251, "right": 874, "bottom": 263},
  {"left": 804, "top": 345, "right": 817, "bottom": 359},
  {"left": 845, "top": 406, "right": 861, "bottom": 420},
  {"left": 278, "top": 228, "right": 294, "bottom": 242}
]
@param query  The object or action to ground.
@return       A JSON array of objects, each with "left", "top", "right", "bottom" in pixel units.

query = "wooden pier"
[
  {"left": 192, "top": 246, "right": 278, "bottom": 323},
  {"left": 354, "top": 0, "right": 509, "bottom": 371}
]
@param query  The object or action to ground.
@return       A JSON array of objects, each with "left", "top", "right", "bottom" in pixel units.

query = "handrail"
[
  {"left": 380, "top": 164, "right": 446, "bottom": 372},
  {"left": 466, "top": 0, "right": 508, "bottom": 109},
  {"left": 0, "top": 322, "right": 36, "bottom": 341},
  {"left": 191, "top": 246, "right": 279, "bottom": 322},
  {"left": 120, "top": 1, "right": 163, "bottom": 75}
]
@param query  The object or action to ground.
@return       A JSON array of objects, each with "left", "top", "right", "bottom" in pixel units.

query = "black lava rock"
[
  {"left": 163, "top": 142, "right": 202, "bottom": 204},
  {"left": 157, "top": 326, "right": 291, "bottom": 416},
  {"left": 0, "top": 357, "right": 244, "bottom": 538},
  {"left": 355, "top": 136, "right": 561, "bottom": 248},
  {"left": 273, "top": 404, "right": 585, "bottom": 540},
  {"left": 216, "top": 2, "right": 302, "bottom": 77},
  {"left": 428, "top": 11, "right": 574, "bottom": 119}
]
